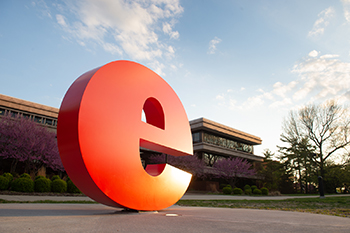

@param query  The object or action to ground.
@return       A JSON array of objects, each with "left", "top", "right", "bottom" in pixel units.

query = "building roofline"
[
  {"left": 0, "top": 94, "right": 59, "bottom": 118},
  {"left": 189, "top": 117, "right": 262, "bottom": 145}
]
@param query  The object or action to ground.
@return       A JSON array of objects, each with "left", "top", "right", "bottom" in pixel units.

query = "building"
[
  {"left": 188, "top": 118, "right": 263, "bottom": 191},
  {"left": 0, "top": 94, "right": 263, "bottom": 189},
  {"left": 190, "top": 117, "right": 262, "bottom": 166},
  {"left": 0, "top": 94, "right": 58, "bottom": 132}
]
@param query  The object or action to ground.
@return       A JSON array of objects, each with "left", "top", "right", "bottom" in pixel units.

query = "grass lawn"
[
  {"left": 176, "top": 196, "right": 350, "bottom": 218},
  {"left": 1, "top": 195, "right": 349, "bottom": 218},
  {"left": 0, "top": 199, "right": 97, "bottom": 204}
]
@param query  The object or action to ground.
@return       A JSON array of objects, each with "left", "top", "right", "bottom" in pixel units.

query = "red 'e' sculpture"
[{"left": 57, "top": 60, "right": 193, "bottom": 211}]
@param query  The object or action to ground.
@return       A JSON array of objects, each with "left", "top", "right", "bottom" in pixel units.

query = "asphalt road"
[
  {"left": 1, "top": 194, "right": 350, "bottom": 232},
  {"left": 1, "top": 203, "right": 350, "bottom": 233}
]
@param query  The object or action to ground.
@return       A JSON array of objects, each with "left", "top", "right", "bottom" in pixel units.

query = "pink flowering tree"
[
  {"left": 148, "top": 153, "right": 207, "bottom": 179},
  {"left": 0, "top": 114, "right": 63, "bottom": 174},
  {"left": 213, "top": 157, "right": 256, "bottom": 187}
]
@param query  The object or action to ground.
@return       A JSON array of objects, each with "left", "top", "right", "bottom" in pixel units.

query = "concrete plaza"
[{"left": 1, "top": 194, "right": 350, "bottom": 232}]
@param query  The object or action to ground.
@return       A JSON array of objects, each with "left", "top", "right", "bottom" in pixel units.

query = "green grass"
[
  {"left": 176, "top": 196, "right": 350, "bottom": 218},
  {"left": 2, "top": 196, "right": 349, "bottom": 218},
  {"left": 0, "top": 199, "right": 97, "bottom": 204}
]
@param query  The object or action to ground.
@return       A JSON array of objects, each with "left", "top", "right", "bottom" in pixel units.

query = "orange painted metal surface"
[{"left": 57, "top": 60, "right": 193, "bottom": 210}]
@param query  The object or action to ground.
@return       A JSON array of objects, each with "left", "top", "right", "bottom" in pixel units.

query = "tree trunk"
[{"left": 10, "top": 159, "right": 18, "bottom": 174}]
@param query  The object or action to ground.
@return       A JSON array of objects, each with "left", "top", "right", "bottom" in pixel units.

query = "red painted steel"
[{"left": 57, "top": 60, "right": 193, "bottom": 210}]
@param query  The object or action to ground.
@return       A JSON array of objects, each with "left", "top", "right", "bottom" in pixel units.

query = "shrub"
[
  {"left": 244, "top": 188, "right": 252, "bottom": 195},
  {"left": 51, "top": 175, "right": 60, "bottom": 181},
  {"left": 20, "top": 173, "right": 31, "bottom": 180},
  {"left": 251, "top": 185, "right": 257, "bottom": 191},
  {"left": 67, "top": 178, "right": 81, "bottom": 194},
  {"left": 244, "top": 185, "right": 251, "bottom": 191},
  {"left": 222, "top": 186, "right": 232, "bottom": 195},
  {"left": 34, "top": 177, "right": 51, "bottom": 192},
  {"left": 3, "top": 173, "right": 13, "bottom": 182},
  {"left": 261, "top": 187, "right": 269, "bottom": 195},
  {"left": 51, "top": 179, "right": 67, "bottom": 193},
  {"left": 232, "top": 187, "right": 243, "bottom": 195},
  {"left": 0, "top": 173, "right": 13, "bottom": 190},
  {"left": 253, "top": 188, "right": 262, "bottom": 195},
  {"left": 35, "top": 175, "right": 46, "bottom": 180},
  {"left": 11, "top": 177, "right": 34, "bottom": 192},
  {"left": 0, "top": 176, "right": 9, "bottom": 190},
  {"left": 220, "top": 184, "right": 229, "bottom": 190}
]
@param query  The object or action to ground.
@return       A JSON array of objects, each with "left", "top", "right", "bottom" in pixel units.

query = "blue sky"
[{"left": 1, "top": 0, "right": 350, "bottom": 157}]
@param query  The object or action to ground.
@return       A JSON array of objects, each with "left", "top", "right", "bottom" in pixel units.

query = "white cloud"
[
  {"left": 292, "top": 53, "right": 350, "bottom": 102},
  {"left": 148, "top": 60, "right": 166, "bottom": 76},
  {"left": 162, "top": 22, "right": 179, "bottom": 39},
  {"left": 170, "top": 64, "right": 177, "bottom": 70},
  {"left": 52, "top": 0, "right": 183, "bottom": 73},
  {"left": 272, "top": 81, "right": 297, "bottom": 98},
  {"left": 208, "top": 37, "right": 222, "bottom": 54},
  {"left": 229, "top": 99, "right": 238, "bottom": 109},
  {"left": 32, "top": 0, "right": 52, "bottom": 18},
  {"left": 102, "top": 42, "right": 123, "bottom": 55},
  {"left": 269, "top": 98, "right": 292, "bottom": 109},
  {"left": 342, "top": 0, "right": 350, "bottom": 22},
  {"left": 320, "top": 54, "right": 339, "bottom": 59},
  {"left": 308, "top": 7, "right": 335, "bottom": 37},
  {"left": 216, "top": 51, "right": 350, "bottom": 111},
  {"left": 216, "top": 94, "right": 225, "bottom": 100},
  {"left": 308, "top": 50, "right": 319, "bottom": 57},
  {"left": 244, "top": 95, "right": 265, "bottom": 109},
  {"left": 56, "top": 14, "right": 66, "bottom": 27}
]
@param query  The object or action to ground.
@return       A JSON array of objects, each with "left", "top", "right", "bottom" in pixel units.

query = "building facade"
[
  {"left": 0, "top": 94, "right": 58, "bottom": 131},
  {"left": 190, "top": 117, "right": 262, "bottom": 166},
  {"left": 0, "top": 94, "right": 263, "bottom": 189}
]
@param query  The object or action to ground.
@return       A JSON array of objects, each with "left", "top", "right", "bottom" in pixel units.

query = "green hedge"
[
  {"left": 67, "top": 178, "right": 81, "bottom": 193},
  {"left": 51, "top": 175, "right": 60, "bottom": 181},
  {"left": 253, "top": 188, "right": 262, "bottom": 195},
  {"left": 51, "top": 179, "right": 67, "bottom": 193},
  {"left": 232, "top": 187, "right": 243, "bottom": 195},
  {"left": 0, "top": 173, "right": 14, "bottom": 191},
  {"left": 0, "top": 176, "right": 9, "bottom": 190},
  {"left": 34, "top": 177, "right": 51, "bottom": 192},
  {"left": 11, "top": 177, "right": 34, "bottom": 192},
  {"left": 35, "top": 175, "right": 46, "bottom": 180},
  {"left": 261, "top": 187, "right": 269, "bottom": 195},
  {"left": 3, "top": 173, "right": 13, "bottom": 182},
  {"left": 20, "top": 173, "right": 31, "bottom": 180},
  {"left": 222, "top": 186, "right": 232, "bottom": 195}
]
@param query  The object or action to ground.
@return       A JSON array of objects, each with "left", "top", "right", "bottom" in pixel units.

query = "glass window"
[
  {"left": 10, "top": 111, "right": 18, "bottom": 118},
  {"left": 0, "top": 108, "right": 5, "bottom": 115},
  {"left": 192, "top": 132, "right": 201, "bottom": 142},
  {"left": 34, "top": 116, "right": 42, "bottom": 123},
  {"left": 22, "top": 113, "right": 31, "bottom": 119},
  {"left": 202, "top": 132, "right": 253, "bottom": 154},
  {"left": 45, "top": 118, "right": 53, "bottom": 125}
]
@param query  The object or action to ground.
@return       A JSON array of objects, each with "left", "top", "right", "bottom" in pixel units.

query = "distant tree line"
[{"left": 259, "top": 100, "right": 350, "bottom": 194}]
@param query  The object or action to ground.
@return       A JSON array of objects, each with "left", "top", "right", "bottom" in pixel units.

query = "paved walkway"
[
  {"left": 1, "top": 193, "right": 350, "bottom": 232},
  {"left": 1, "top": 203, "right": 350, "bottom": 232}
]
